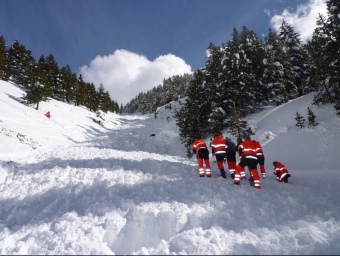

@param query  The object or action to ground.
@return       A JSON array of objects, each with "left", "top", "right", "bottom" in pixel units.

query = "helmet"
[{"left": 273, "top": 161, "right": 277, "bottom": 166}]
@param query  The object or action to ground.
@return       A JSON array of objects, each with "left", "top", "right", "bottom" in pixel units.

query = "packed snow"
[{"left": 0, "top": 80, "right": 340, "bottom": 255}]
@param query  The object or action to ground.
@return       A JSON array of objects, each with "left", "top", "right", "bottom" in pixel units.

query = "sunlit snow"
[{"left": 1, "top": 80, "right": 340, "bottom": 255}]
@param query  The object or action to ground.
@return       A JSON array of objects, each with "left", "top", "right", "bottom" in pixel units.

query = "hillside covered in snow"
[{"left": 1, "top": 80, "right": 340, "bottom": 255}]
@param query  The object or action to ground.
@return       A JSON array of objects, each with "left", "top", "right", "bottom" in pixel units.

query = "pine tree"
[
  {"left": 308, "top": 14, "right": 331, "bottom": 104},
  {"left": 175, "top": 70, "right": 210, "bottom": 157},
  {"left": 221, "top": 27, "right": 258, "bottom": 115},
  {"left": 307, "top": 107, "right": 318, "bottom": 127},
  {"left": 175, "top": 98, "right": 201, "bottom": 158},
  {"left": 111, "top": 101, "right": 120, "bottom": 113},
  {"left": 309, "top": 0, "right": 340, "bottom": 115},
  {"left": 238, "top": 26, "right": 265, "bottom": 109},
  {"left": 24, "top": 64, "right": 52, "bottom": 110},
  {"left": 0, "top": 36, "right": 6, "bottom": 80},
  {"left": 59, "top": 65, "right": 77, "bottom": 103},
  {"left": 101, "top": 91, "right": 113, "bottom": 113},
  {"left": 263, "top": 28, "right": 295, "bottom": 105},
  {"left": 204, "top": 42, "right": 226, "bottom": 132},
  {"left": 279, "top": 20, "right": 309, "bottom": 97},
  {"left": 44, "top": 54, "right": 62, "bottom": 101},
  {"left": 302, "top": 43, "right": 318, "bottom": 93},
  {"left": 295, "top": 112, "right": 305, "bottom": 129},
  {"left": 7, "top": 40, "right": 36, "bottom": 87},
  {"left": 84, "top": 82, "right": 99, "bottom": 112},
  {"left": 325, "top": 0, "right": 340, "bottom": 114},
  {"left": 74, "top": 74, "right": 87, "bottom": 106}
]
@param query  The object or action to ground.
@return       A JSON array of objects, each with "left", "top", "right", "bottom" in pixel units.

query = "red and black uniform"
[
  {"left": 211, "top": 135, "right": 227, "bottom": 178},
  {"left": 225, "top": 138, "right": 237, "bottom": 178},
  {"left": 235, "top": 140, "right": 247, "bottom": 180},
  {"left": 234, "top": 137, "right": 262, "bottom": 189},
  {"left": 253, "top": 140, "right": 266, "bottom": 178},
  {"left": 192, "top": 139, "right": 212, "bottom": 177},
  {"left": 273, "top": 161, "right": 291, "bottom": 183}
]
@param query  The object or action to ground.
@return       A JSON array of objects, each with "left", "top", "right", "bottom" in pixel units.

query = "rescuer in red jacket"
[
  {"left": 273, "top": 161, "right": 291, "bottom": 183},
  {"left": 253, "top": 140, "right": 266, "bottom": 178},
  {"left": 234, "top": 136, "right": 262, "bottom": 189},
  {"left": 45, "top": 111, "right": 51, "bottom": 118},
  {"left": 192, "top": 139, "right": 212, "bottom": 177},
  {"left": 211, "top": 133, "right": 227, "bottom": 179}
]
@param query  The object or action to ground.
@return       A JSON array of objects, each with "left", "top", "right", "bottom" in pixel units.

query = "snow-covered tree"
[
  {"left": 175, "top": 70, "right": 211, "bottom": 157},
  {"left": 59, "top": 64, "right": 77, "bottom": 103},
  {"left": 221, "top": 27, "right": 259, "bottom": 115},
  {"left": 43, "top": 54, "right": 62, "bottom": 101},
  {"left": 279, "top": 20, "right": 309, "bottom": 97},
  {"left": 263, "top": 28, "right": 295, "bottom": 105},
  {"left": 309, "top": 0, "right": 340, "bottom": 114}
]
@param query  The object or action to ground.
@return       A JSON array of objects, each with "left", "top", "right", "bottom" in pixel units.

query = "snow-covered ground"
[{"left": 1, "top": 80, "right": 340, "bottom": 255}]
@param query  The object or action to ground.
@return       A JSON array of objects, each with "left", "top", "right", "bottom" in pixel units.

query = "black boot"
[{"left": 220, "top": 169, "right": 226, "bottom": 179}]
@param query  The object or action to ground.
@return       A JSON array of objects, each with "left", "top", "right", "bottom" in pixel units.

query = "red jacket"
[
  {"left": 238, "top": 139, "right": 257, "bottom": 159},
  {"left": 274, "top": 162, "right": 288, "bottom": 176},
  {"left": 211, "top": 135, "right": 227, "bottom": 154},
  {"left": 192, "top": 139, "right": 207, "bottom": 154},
  {"left": 253, "top": 140, "right": 264, "bottom": 158}
]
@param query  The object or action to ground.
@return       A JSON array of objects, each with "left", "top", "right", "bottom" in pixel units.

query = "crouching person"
[
  {"left": 273, "top": 161, "right": 291, "bottom": 183},
  {"left": 234, "top": 136, "right": 261, "bottom": 189}
]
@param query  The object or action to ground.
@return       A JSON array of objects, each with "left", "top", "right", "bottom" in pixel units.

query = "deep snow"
[{"left": 1, "top": 80, "right": 340, "bottom": 255}]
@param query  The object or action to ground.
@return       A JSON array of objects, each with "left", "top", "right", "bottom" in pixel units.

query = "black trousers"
[
  {"left": 226, "top": 151, "right": 236, "bottom": 162},
  {"left": 239, "top": 157, "right": 258, "bottom": 170},
  {"left": 197, "top": 147, "right": 209, "bottom": 159}
]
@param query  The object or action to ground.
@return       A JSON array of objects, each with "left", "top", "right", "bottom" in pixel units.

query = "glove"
[
  {"left": 273, "top": 172, "right": 276, "bottom": 175},
  {"left": 262, "top": 173, "right": 266, "bottom": 179}
]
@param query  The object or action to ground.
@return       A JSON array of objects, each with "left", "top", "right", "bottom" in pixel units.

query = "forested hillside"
[
  {"left": 174, "top": 1, "right": 339, "bottom": 156},
  {"left": 0, "top": 37, "right": 119, "bottom": 114},
  {"left": 122, "top": 74, "right": 193, "bottom": 114}
]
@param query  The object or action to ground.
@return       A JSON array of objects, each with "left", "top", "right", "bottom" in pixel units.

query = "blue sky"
[{"left": 0, "top": 0, "right": 327, "bottom": 105}]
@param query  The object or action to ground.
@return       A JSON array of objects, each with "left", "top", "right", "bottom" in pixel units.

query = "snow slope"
[{"left": 0, "top": 80, "right": 340, "bottom": 255}]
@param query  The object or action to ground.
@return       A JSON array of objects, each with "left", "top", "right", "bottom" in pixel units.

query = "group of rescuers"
[{"left": 192, "top": 133, "right": 291, "bottom": 189}]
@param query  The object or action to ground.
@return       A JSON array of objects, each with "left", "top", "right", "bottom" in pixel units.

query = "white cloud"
[
  {"left": 79, "top": 49, "right": 192, "bottom": 106},
  {"left": 269, "top": 0, "right": 328, "bottom": 42}
]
